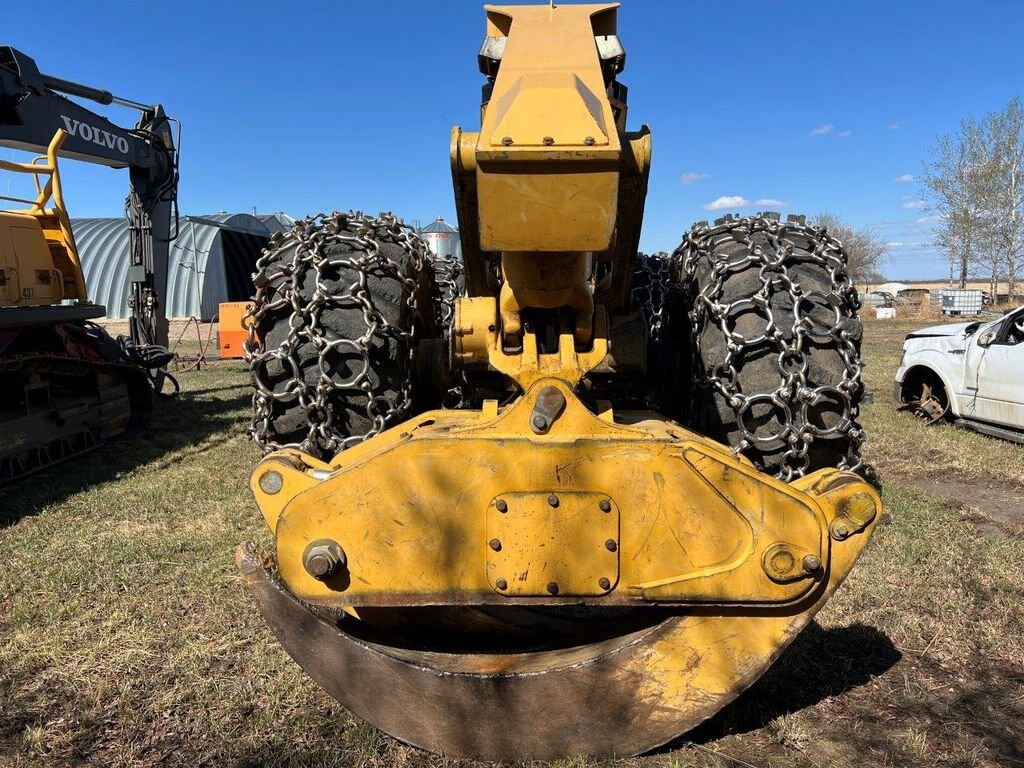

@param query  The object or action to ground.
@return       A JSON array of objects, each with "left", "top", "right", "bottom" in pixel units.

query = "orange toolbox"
[{"left": 218, "top": 301, "right": 253, "bottom": 360}]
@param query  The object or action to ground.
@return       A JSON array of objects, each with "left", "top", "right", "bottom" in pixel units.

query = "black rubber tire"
[
  {"left": 249, "top": 221, "right": 435, "bottom": 459},
  {"left": 672, "top": 214, "right": 865, "bottom": 478}
]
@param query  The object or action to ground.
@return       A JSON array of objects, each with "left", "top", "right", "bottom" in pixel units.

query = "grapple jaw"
[{"left": 241, "top": 379, "right": 879, "bottom": 759}]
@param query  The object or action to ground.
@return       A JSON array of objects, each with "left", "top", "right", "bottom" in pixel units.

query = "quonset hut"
[{"left": 72, "top": 213, "right": 272, "bottom": 321}]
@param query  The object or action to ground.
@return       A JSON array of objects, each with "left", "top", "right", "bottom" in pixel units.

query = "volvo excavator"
[
  {"left": 0, "top": 47, "right": 178, "bottom": 482},
  {"left": 240, "top": 3, "right": 878, "bottom": 759}
]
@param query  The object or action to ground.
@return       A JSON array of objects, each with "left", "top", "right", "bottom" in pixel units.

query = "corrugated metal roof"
[
  {"left": 420, "top": 217, "right": 459, "bottom": 234},
  {"left": 72, "top": 213, "right": 271, "bottom": 320},
  {"left": 258, "top": 212, "right": 297, "bottom": 234}
]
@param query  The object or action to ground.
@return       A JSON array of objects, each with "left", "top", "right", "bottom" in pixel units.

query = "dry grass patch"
[{"left": 1, "top": 321, "right": 1023, "bottom": 767}]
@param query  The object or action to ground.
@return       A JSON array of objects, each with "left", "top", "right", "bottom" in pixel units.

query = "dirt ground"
[{"left": 1, "top": 316, "right": 1022, "bottom": 768}]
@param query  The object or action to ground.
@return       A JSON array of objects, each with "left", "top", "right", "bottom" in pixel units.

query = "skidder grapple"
[{"left": 239, "top": 3, "right": 878, "bottom": 759}]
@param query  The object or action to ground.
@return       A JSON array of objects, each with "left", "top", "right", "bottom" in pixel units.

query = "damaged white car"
[{"left": 895, "top": 305, "right": 1024, "bottom": 442}]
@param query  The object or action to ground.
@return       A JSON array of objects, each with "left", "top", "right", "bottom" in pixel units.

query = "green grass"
[{"left": 1, "top": 322, "right": 1023, "bottom": 767}]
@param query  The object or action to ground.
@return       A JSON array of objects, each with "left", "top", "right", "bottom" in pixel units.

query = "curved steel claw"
[{"left": 236, "top": 524, "right": 876, "bottom": 761}]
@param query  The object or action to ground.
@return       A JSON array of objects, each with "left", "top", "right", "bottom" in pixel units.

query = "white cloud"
[
  {"left": 681, "top": 172, "right": 710, "bottom": 185},
  {"left": 902, "top": 199, "right": 927, "bottom": 210},
  {"left": 894, "top": 174, "right": 914, "bottom": 183},
  {"left": 916, "top": 214, "right": 943, "bottom": 224},
  {"left": 809, "top": 124, "right": 835, "bottom": 137},
  {"left": 888, "top": 122, "right": 903, "bottom": 130},
  {"left": 754, "top": 198, "right": 788, "bottom": 207},
  {"left": 886, "top": 242, "right": 905, "bottom": 248},
  {"left": 703, "top": 195, "right": 750, "bottom": 211},
  {"left": 838, "top": 130, "right": 853, "bottom": 138}
]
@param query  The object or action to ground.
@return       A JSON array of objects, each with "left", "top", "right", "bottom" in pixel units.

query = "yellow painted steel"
[
  {"left": 243, "top": 3, "right": 884, "bottom": 753},
  {"left": 252, "top": 378, "right": 879, "bottom": 610},
  {"left": 474, "top": 5, "right": 623, "bottom": 253},
  {"left": 0, "top": 130, "right": 88, "bottom": 307},
  {"left": 454, "top": 296, "right": 609, "bottom": 388}
]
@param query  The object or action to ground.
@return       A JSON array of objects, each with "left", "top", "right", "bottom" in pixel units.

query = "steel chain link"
[
  {"left": 244, "top": 211, "right": 432, "bottom": 456},
  {"left": 632, "top": 252, "right": 672, "bottom": 341},
  {"left": 671, "top": 213, "right": 865, "bottom": 481},
  {"left": 429, "top": 254, "right": 468, "bottom": 408}
]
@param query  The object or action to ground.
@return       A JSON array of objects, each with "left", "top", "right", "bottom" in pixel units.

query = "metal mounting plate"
[{"left": 486, "top": 491, "right": 619, "bottom": 596}]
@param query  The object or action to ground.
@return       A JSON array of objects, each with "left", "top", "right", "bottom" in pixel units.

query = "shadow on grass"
[
  {"left": 0, "top": 387, "right": 252, "bottom": 528},
  {"left": 681, "top": 620, "right": 1024, "bottom": 765},
  {"left": 679, "top": 621, "right": 901, "bottom": 745}
]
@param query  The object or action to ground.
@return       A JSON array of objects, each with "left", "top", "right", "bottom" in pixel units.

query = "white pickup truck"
[{"left": 895, "top": 305, "right": 1024, "bottom": 441}]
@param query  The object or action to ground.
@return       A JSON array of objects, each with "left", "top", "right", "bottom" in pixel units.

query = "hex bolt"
[
  {"left": 548, "top": 494, "right": 559, "bottom": 508},
  {"left": 803, "top": 555, "right": 822, "bottom": 574},
  {"left": 532, "top": 414, "right": 549, "bottom": 432},
  {"left": 605, "top": 539, "right": 618, "bottom": 552},
  {"left": 547, "top": 581, "right": 559, "bottom": 595},
  {"left": 258, "top": 469, "right": 283, "bottom": 495},
  {"left": 584, "top": 136, "right": 596, "bottom": 145},
  {"left": 489, "top": 538, "right": 502, "bottom": 552},
  {"left": 501, "top": 136, "right": 513, "bottom": 146},
  {"left": 302, "top": 539, "right": 345, "bottom": 580},
  {"left": 833, "top": 523, "right": 850, "bottom": 540},
  {"left": 495, "top": 499, "right": 508, "bottom": 513},
  {"left": 496, "top": 578, "right": 508, "bottom": 591},
  {"left": 598, "top": 577, "right": 611, "bottom": 590},
  {"left": 543, "top": 136, "right": 555, "bottom": 146},
  {"left": 599, "top": 499, "right": 612, "bottom": 513}
]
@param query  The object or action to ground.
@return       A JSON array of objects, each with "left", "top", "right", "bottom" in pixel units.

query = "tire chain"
[
  {"left": 244, "top": 211, "right": 432, "bottom": 456},
  {"left": 632, "top": 252, "right": 672, "bottom": 341},
  {"left": 671, "top": 212, "right": 865, "bottom": 481},
  {"left": 430, "top": 254, "right": 470, "bottom": 409}
]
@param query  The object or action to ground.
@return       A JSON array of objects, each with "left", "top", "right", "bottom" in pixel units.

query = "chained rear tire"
[
  {"left": 673, "top": 213, "right": 865, "bottom": 479},
  {"left": 247, "top": 212, "right": 436, "bottom": 459}
]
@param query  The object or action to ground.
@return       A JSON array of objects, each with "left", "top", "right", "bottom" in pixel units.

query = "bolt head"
[
  {"left": 496, "top": 578, "right": 508, "bottom": 591},
  {"left": 605, "top": 539, "right": 618, "bottom": 552},
  {"left": 501, "top": 136, "right": 513, "bottom": 146},
  {"left": 802, "top": 555, "right": 822, "bottom": 573},
  {"left": 584, "top": 136, "right": 596, "bottom": 146},
  {"left": 305, "top": 553, "right": 334, "bottom": 578},
  {"left": 542, "top": 136, "right": 555, "bottom": 146},
  {"left": 598, "top": 577, "right": 611, "bottom": 590},
  {"left": 489, "top": 538, "right": 502, "bottom": 552},
  {"left": 258, "top": 469, "right": 283, "bottom": 495},
  {"left": 833, "top": 523, "right": 850, "bottom": 539},
  {"left": 495, "top": 499, "right": 508, "bottom": 513},
  {"left": 599, "top": 499, "right": 612, "bottom": 513},
  {"left": 532, "top": 414, "right": 548, "bottom": 431},
  {"left": 547, "top": 581, "right": 559, "bottom": 595},
  {"left": 548, "top": 494, "right": 559, "bottom": 508},
  {"left": 302, "top": 540, "right": 345, "bottom": 580}
]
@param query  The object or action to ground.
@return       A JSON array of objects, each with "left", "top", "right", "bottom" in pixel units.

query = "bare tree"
[
  {"left": 811, "top": 212, "right": 887, "bottom": 288},
  {"left": 921, "top": 100, "right": 1024, "bottom": 299},
  {"left": 921, "top": 117, "right": 988, "bottom": 288},
  {"left": 987, "top": 97, "right": 1024, "bottom": 301}
]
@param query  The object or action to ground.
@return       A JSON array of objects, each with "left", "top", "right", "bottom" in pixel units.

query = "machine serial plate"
[{"left": 486, "top": 491, "right": 619, "bottom": 597}]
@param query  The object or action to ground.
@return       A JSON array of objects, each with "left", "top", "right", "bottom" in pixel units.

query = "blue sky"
[{"left": 5, "top": 1, "right": 1023, "bottom": 279}]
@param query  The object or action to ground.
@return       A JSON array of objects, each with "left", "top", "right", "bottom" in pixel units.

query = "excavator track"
[{"left": 0, "top": 350, "right": 151, "bottom": 484}]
